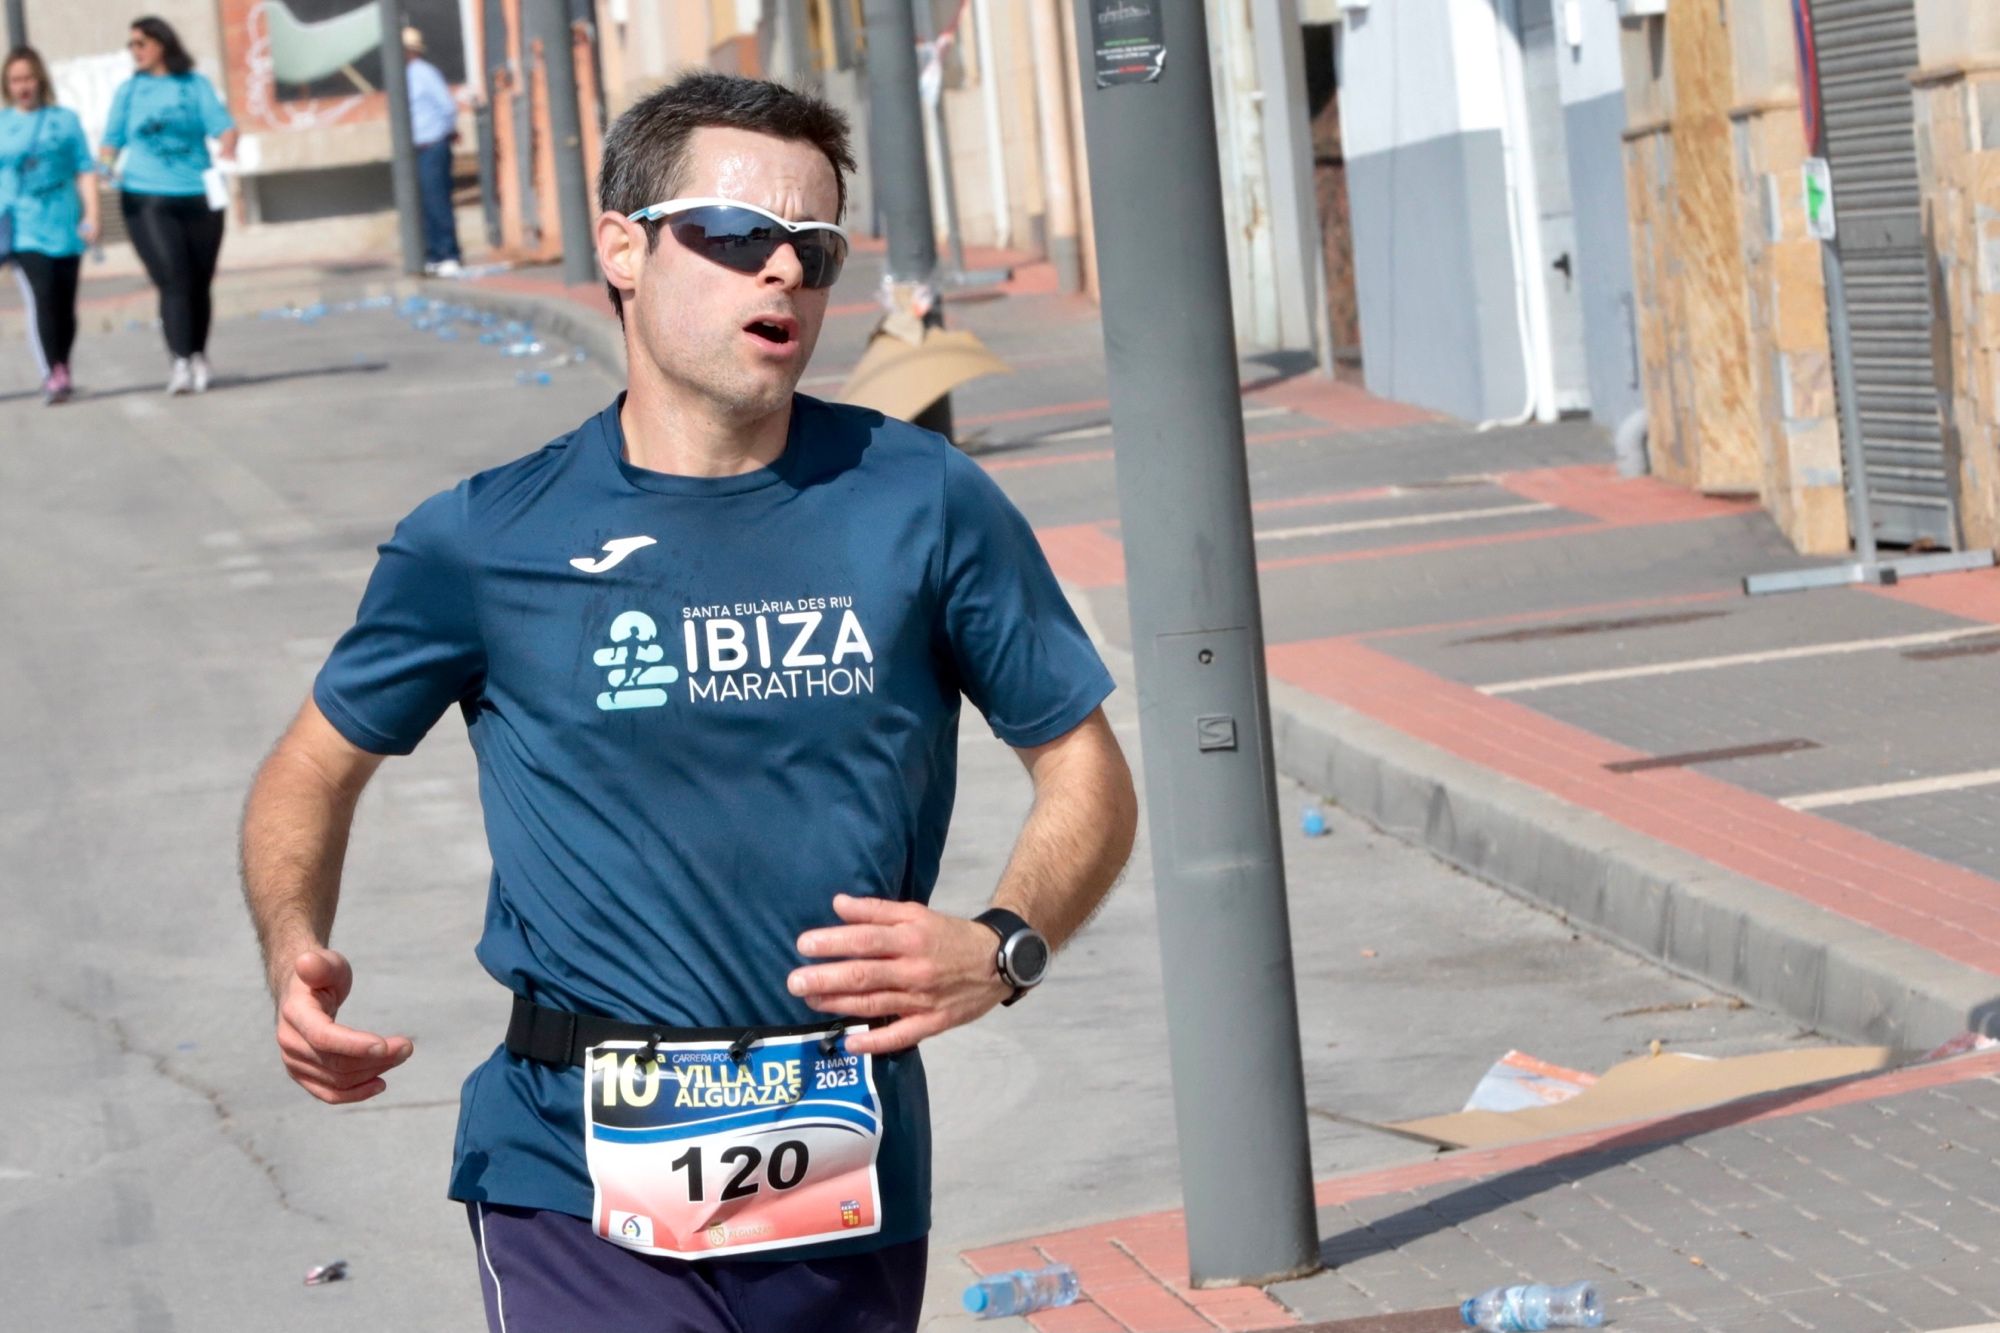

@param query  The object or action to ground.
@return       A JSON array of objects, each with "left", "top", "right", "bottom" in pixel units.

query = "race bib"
[{"left": 584, "top": 1032, "right": 883, "bottom": 1258}]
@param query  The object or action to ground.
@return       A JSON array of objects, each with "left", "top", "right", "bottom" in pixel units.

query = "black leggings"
[
  {"left": 122, "top": 191, "right": 225, "bottom": 359},
  {"left": 9, "top": 250, "right": 80, "bottom": 374}
]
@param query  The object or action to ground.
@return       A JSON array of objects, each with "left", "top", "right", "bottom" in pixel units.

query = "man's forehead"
[{"left": 681, "top": 126, "right": 839, "bottom": 212}]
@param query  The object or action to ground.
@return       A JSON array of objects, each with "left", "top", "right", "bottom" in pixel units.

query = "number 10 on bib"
[{"left": 584, "top": 1033, "right": 884, "bottom": 1258}]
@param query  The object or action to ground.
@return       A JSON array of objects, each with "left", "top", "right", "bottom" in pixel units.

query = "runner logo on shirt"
[{"left": 595, "top": 611, "right": 680, "bottom": 711}]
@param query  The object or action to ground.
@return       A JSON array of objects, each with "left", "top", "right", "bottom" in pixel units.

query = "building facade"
[
  {"left": 1619, "top": 0, "right": 2000, "bottom": 558},
  {"left": 1334, "top": 0, "right": 1640, "bottom": 429}
]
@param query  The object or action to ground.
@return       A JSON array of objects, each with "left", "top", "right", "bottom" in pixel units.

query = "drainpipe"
[
  {"left": 1491, "top": 0, "right": 1557, "bottom": 424},
  {"left": 1028, "top": 0, "right": 1081, "bottom": 292}
]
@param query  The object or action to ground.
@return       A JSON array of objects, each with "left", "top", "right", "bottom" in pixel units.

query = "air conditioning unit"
[{"left": 1618, "top": 0, "right": 1667, "bottom": 17}]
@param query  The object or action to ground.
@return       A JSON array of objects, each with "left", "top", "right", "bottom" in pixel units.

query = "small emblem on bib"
[{"left": 610, "top": 1211, "right": 654, "bottom": 1246}]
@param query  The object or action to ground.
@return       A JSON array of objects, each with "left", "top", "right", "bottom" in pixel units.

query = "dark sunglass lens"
[
  {"left": 800, "top": 235, "right": 848, "bottom": 289},
  {"left": 672, "top": 209, "right": 777, "bottom": 275},
  {"left": 796, "top": 241, "right": 834, "bottom": 289},
  {"left": 670, "top": 207, "right": 845, "bottom": 286}
]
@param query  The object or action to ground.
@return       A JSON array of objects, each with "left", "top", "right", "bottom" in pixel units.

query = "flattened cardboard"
[
  {"left": 1387, "top": 1047, "right": 1898, "bottom": 1150},
  {"left": 837, "top": 327, "right": 1012, "bottom": 423}
]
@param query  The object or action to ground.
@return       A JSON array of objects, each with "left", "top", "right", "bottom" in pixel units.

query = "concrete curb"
[
  {"left": 412, "top": 277, "right": 630, "bottom": 375},
  {"left": 1072, "top": 591, "right": 1997, "bottom": 1051},
  {"left": 0, "top": 269, "right": 623, "bottom": 368},
  {"left": 1265, "top": 677, "right": 2000, "bottom": 1051}
]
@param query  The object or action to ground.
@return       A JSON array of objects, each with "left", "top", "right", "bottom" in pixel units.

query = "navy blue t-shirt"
[{"left": 313, "top": 394, "right": 1113, "bottom": 1256}]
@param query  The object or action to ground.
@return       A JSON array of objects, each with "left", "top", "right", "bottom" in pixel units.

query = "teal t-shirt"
[
  {"left": 102, "top": 72, "right": 232, "bottom": 197},
  {"left": 0, "top": 106, "right": 90, "bottom": 258},
  {"left": 313, "top": 395, "right": 1115, "bottom": 1258}
]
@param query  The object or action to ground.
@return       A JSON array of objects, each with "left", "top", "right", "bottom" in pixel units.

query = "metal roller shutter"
[{"left": 1810, "top": 0, "right": 1954, "bottom": 547}]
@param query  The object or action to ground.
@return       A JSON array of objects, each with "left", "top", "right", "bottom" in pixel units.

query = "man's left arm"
[{"left": 789, "top": 706, "right": 1137, "bottom": 1055}]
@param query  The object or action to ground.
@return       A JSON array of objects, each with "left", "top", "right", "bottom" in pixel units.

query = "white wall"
[
  {"left": 1551, "top": 0, "right": 1627, "bottom": 106},
  {"left": 1338, "top": 0, "right": 1511, "bottom": 159}
]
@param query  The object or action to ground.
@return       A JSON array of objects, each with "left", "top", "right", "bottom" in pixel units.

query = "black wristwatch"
[{"left": 974, "top": 908, "right": 1050, "bottom": 1006}]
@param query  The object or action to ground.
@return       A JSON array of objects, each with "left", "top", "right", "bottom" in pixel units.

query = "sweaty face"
[{"left": 629, "top": 126, "right": 840, "bottom": 422}]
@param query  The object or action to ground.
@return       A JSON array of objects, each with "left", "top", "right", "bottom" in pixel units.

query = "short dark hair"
[
  {"left": 596, "top": 71, "right": 855, "bottom": 320},
  {"left": 131, "top": 16, "right": 196, "bottom": 76},
  {"left": 3, "top": 46, "right": 56, "bottom": 109}
]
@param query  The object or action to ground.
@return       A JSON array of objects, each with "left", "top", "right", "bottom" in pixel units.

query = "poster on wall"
[{"left": 220, "top": 0, "right": 467, "bottom": 132}]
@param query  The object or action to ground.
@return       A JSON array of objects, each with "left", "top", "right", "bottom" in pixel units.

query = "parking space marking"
[
  {"left": 1255, "top": 501, "right": 1554, "bottom": 543},
  {"left": 1479, "top": 626, "right": 2000, "bottom": 696},
  {"left": 1782, "top": 768, "right": 2000, "bottom": 812}
]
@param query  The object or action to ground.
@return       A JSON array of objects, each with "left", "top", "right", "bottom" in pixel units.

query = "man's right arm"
[{"left": 241, "top": 696, "right": 413, "bottom": 1104}]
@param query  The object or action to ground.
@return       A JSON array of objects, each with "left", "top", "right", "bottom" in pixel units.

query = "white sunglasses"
[{"left": 626, "top": 197, "right": 851, "bottom": 289}]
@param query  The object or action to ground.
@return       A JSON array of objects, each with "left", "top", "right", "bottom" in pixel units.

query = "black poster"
[{"left": 1091, "top": 1, "right": 1166, "bottom": 87}]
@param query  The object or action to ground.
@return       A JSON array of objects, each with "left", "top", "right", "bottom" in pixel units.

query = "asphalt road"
[{"left": 0, "top": 305, "right": 1826, "bottom": 1330}]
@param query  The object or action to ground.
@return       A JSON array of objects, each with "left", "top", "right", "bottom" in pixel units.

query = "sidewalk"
[{"left": 966, "top": 1050, "right": 2000, "bottom": 1332}]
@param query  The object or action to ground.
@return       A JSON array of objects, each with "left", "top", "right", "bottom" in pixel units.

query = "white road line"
[
  {"left": 1480, "top": 626, "right": 2000, "bottom": 696},
  {"left": 1781, "top": 767, "right": 2000, "bottom": 811},
  {"left": 1256, "top": 502, "right": 1554, "bottom": 543},
  {"left": 1036, "top": 403, "right": 1290, "bottom": 444}
]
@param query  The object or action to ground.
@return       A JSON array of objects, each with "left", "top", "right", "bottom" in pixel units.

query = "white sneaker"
[
  {"left": 166, "top": 358, "right": 193, "bottom": 395},
  {"left": 190, "top": 355, "right": 212, "bottom": 393},
  {"left": 431, "top": 258, "right": 463, "bottom": 278}
]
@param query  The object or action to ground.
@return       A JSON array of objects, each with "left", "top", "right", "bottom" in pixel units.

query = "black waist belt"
[{"left": 506, "top": 995, "right": 860, "bottom": 1067}]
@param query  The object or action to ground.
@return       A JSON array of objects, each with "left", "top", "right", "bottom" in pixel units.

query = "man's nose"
[{"left": 761, "top": 240, "right": 806, "bottom": 290}]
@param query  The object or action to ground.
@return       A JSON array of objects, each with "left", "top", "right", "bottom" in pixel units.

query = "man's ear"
[{"left": 597, "top": 211, "right": 642, "bottom": 305}]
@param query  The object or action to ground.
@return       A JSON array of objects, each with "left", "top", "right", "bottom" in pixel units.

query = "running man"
[{"left": 240, "top": 70, "right": 1137, "bottom": 1333}]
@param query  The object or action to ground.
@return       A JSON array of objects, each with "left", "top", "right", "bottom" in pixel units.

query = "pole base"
[
  {"left": 1188, "top": 1256, "right": 1325, "bottom": 1289},
  {"left": 1743, "top": 548, "right": 1996, "bottom": 597}
]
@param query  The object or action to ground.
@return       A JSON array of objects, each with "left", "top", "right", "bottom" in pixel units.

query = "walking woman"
[
  {"left": 1, "top": 47, "right": 99, "bottom": 404},
  {"left": 100, "top": 16, "right": 235, "bottom": 395}
]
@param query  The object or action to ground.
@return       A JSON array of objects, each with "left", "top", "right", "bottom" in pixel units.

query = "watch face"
[{"left": 1006, "top": 932, "right": 1051, "bottom": 985}]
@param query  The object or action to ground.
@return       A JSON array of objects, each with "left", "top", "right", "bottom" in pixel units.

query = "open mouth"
[{"left": 745, "top": 319, "right": 795, "bottom": 346}]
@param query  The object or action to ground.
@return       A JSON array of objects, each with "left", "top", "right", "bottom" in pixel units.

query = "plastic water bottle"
[
  {"left": 962, "top": 1264, "right": 1080, "bottom": 1319},
  {"left": 1460, "top": 1281, "right": 1603, "bottom": 1331},
  {"left": 1301, "top": 805, "right": 1329, "bottom": 837}
]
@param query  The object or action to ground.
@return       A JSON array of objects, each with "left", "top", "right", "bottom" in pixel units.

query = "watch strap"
[
  {"left": 974, "top": 907, "right": 1033, "bottom": 945},
  {"left": 974, "top": 907, "right": 1037, "bottom": 1004}
]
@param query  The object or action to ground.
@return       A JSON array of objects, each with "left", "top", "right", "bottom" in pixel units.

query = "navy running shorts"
[{"left": 466, "top": 1202, "right": 927, "bottom": 1332}]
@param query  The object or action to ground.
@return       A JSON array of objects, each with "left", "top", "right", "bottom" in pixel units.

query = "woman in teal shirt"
[
  {"left": 100, "top": 15, "right": 235, "bottom": 395},
  {"left": 2, "top": 46, "right": 99, "bottom": 404}
]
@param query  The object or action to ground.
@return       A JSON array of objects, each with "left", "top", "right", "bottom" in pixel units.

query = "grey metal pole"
[
  {"left": 379, "top": 0, "right": 425, "bottom": 276},
  {"left": 861, "top": 0, "right": 952, "bottom": 438},
  {"left": 1068, "top": 0, "right": 1320, "bottom": 1288},
  {"left": 476, "top": 98, "right": 502, "bottom": 250},
  {"left": 4, "top": 0, "right": 25, "bottom": 51},
  {"left": 1822, "top": 244, "right": 1879, "bottom": 567},
  {"left": 532, "top": 0, "right": 598, "bottom": 286}
]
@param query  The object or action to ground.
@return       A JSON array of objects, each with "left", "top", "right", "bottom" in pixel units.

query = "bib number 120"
[{"left": 670, "top": 1140, "right": 811, "bottom": 1202}]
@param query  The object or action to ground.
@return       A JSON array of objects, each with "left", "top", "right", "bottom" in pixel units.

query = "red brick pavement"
[{"left": 960, "top": 1052, "right": 2000, "bottom": 1331}]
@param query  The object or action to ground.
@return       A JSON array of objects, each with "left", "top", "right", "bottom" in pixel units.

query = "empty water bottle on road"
[
  {"left": 1460, "top": 1280, "right": 1603, "bottom": 1330},
  {"left": 962, "top": 1264, "right": 1080, "bottom": 1319}
]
